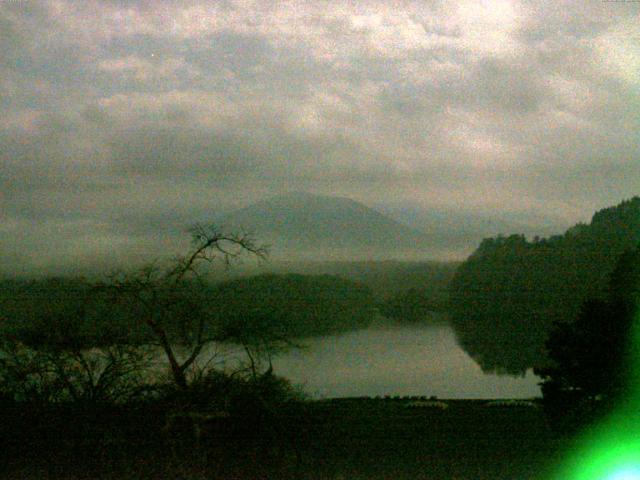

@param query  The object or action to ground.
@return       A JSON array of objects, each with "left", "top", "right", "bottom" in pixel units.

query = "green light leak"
[{"left": 551, "top": 307, "right": 640, "bottom": 480}]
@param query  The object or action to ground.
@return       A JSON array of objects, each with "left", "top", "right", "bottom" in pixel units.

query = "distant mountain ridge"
[
  {"left": 373, "top": 203, "right": 567, "bottom": 256},
  {"left": 218, "top": 192, "right": 434, "bottom": 260}
]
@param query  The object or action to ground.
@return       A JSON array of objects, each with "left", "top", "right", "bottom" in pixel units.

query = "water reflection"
[{"left": 269, "top": 324, "right": 541, "bottom": 399}]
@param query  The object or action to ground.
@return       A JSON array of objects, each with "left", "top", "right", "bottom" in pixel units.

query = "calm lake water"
[{"left": 247, "top": 323, "right": 541, "bottom": 399}]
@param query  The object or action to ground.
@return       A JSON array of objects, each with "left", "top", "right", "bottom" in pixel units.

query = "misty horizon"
[
  {"left": 2, "top": 1, "right": 639, "bottom": 276},
  {"left": 0, "top": 188, "right": 597, "bottom": 276}
]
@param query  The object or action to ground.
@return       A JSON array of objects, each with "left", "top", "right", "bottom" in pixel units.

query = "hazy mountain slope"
[
  {"left": 373, "top": 204, "right": 569, "bottom": 260},
  {"left": 219, "top": 192, "right": 434, "bottom": 260}
]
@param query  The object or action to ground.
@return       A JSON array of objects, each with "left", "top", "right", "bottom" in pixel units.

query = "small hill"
[
  {"left": 449, "top": 196, "right": 640, "bottom": 375},
  {"left": 219, "top": 192, "right": 434, "bottom": 260}
]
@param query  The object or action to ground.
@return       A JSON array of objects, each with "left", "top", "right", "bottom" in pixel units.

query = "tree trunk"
[
  {"left": 149, "top": 320, "right": 188, "bottom": 389},
  {"left": 169, "top": 358, "right": 188, "bottom": 390}
]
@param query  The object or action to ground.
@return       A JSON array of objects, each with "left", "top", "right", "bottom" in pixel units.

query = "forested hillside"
[
  {"left": 211, "top": 273, "right": 376, "bottom": 339},
  {"left": 449, "top": 197, "right": 640, "bottom": 374},
  {"left": 0, "top": 273, "right": 376, "bottom": 344}
]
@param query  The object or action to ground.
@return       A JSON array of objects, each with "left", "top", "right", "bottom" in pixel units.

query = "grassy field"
[{"left": 2, "top": 398, "right": 571, "bottom": 480}]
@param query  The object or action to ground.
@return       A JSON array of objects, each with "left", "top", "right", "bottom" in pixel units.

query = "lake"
[{"left": 219, "top": 323, "right": 542, "bottom": 399}]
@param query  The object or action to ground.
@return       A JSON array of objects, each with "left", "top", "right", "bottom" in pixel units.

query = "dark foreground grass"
[{"left": 1, "top": 399, "right": 569, "bottom": 480}]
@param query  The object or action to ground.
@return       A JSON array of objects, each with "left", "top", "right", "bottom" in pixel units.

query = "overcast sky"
[{"left": 2, "top": 0, "right": 639, "bottom": 273}]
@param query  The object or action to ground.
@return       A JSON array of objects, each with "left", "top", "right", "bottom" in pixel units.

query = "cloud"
[
  {"left": 595, "top": 18, "right": 640, "bottom": 85},
  {"left": 1, "top": 0, "right": 639, "bottom": 273},
  {"left": 97, "top": 55, "right": 199, "bottom": 82}
]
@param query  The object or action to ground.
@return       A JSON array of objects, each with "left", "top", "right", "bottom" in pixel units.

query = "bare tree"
[
  {"left": 97, "top": 224, "right": 267, "bottom": 389},
  {"left": 219, "top": 311, "right": 299, "bottom": 381}
]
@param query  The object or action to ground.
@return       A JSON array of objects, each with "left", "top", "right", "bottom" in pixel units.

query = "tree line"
[{"left": 449, "top": 197, "right": 640, "bottom": 375}]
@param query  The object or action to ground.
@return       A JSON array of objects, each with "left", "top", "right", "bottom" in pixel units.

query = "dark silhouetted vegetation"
[
  {"left": 0, "top": 394, "right": 565, "bottom": 479},
  {"left": 449, "top": 197, "right": 640, "bottom": 374},
  {"left": 253, "top": 260, "right": 458, "bottom": 325},
  {"left": 535, "top": 244, "right": 640, "bottom": 431},
  {"left": 0, "top": 227, "right": 315, "bottom": 478},
  {"left": 378, "top": 286, "right": 449, "bottom": 323},
  {"left": 92, "top": 223, "right": 267, "bottom": 389},
  {"left": 0, "top": 277, "right": 153, "bottom": 405},
  {"left": 212, "top": 273, "right": 376, "bottom": 339},
  {"left": 265, "top": 259, "right": 459, "bottom": 300}
]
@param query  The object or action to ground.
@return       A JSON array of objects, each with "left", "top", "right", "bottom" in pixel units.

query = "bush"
[{"left": 0, "top": 337, "right": 152, "bottom": 405}]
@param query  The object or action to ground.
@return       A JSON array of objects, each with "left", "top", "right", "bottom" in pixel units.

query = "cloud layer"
[{"left": 2, "top": 0, "right": 639, "bottom": 272}]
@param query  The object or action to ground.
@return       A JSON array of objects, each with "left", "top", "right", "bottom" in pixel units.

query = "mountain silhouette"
[{"left": 218, "top": 192, "right": 433, "bottom": 260}]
